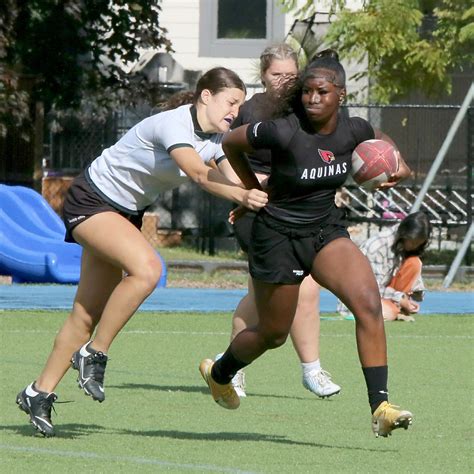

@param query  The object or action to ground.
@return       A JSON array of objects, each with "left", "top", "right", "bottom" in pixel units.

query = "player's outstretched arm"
[
  {"left": 170, "top": 147, "right": 267, "bottom": 211},
  {"left": 223, "top": 124, "right": 263, "bottom": 191}
]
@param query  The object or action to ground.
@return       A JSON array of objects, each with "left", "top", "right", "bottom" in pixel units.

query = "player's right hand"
[{"left": 242, "top": 188, "right": 267, "bottom": 211}]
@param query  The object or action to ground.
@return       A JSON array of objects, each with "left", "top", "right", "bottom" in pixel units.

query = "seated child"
[{"left": 340, "top": 212, "right": 431, "bottom": 322}]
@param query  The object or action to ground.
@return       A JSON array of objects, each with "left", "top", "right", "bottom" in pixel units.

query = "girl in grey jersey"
[{"left": 16, "top": 67, "right": 267, "bottom": 437}]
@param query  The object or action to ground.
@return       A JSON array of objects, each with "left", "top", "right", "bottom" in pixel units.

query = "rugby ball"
[{"left": 351, "top": 139, "right": 399, "bottom": 190}]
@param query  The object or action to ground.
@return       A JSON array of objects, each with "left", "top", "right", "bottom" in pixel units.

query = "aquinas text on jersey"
[{"left": 300, "top": 162, "right": 348, "bottom": 180}]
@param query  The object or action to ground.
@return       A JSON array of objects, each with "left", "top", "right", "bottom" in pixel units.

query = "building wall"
[
  {"left": 158, "top": 0, "right": 291, "bottom": 85},
  {"left": 156, "top": 0, "right": 368, "bottom": 97}
]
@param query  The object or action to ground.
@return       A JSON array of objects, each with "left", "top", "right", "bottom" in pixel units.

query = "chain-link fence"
[
  {"left": 42, "top": 102, "right": 472, "bottom": 256},
  {"left": 346, "top": 104, "right": 469, "bottom": 188}
]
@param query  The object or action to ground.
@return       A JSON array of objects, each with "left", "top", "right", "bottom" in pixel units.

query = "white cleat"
[
  {"left": 231, "top": 370, "right": 246, "bottom": 398},
  {"left": 215, "top": 353, "right": 247, "bottom": 398},
  {"left": 303, "top": 369, "right": 341, "bottom": 398}
]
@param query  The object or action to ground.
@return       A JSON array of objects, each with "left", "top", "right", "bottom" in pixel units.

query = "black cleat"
[
  {"left": 16, "top": 383, "right": 57, "bottom": 437},
  {"left": 71, "top": 341, "right": 108, "bottom": 402}
]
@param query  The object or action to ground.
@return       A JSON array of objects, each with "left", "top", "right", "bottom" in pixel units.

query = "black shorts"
[
  {"left": 248, "top": 207, "right": 350, "bottom": 284},
  {"left": 63, "top": 172, "right": 144, "bottom": 243},
  {"left": 232, "top": 210, "right": 257, "bottom": 253}
]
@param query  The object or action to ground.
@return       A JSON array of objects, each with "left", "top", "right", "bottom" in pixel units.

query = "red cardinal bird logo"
[{"left": 318, "top": 149, "right": 335, "bottom": 163}]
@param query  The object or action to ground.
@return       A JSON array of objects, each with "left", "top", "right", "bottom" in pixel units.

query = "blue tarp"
[{"left": 0, "top": 285, "right": 472, "bottom": 314}]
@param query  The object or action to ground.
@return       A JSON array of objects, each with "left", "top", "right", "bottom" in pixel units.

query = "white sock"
[{"left": 301, "top": 359, "right": 321, "bottom": 376}]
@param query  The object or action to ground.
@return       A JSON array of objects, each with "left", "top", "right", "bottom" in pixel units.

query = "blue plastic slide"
[
  {"left": 0, "top": 184, "right": 82, "bottom": 283},
  {"left": 0, "top": 184, "right": 166, "bottom": 286},
  {"left": 0, "top": 184, "right": 65, "bottom": 239}
]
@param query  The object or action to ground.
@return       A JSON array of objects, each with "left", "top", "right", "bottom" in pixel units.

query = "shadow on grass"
[
  {"left": 2, "top": 423, "right": 107, "bottom": 439},
  {"left": 108, "top": 383, "right": 327, "bottom": 401},
  {"left": 108, "top": 383, "right": 208, "bottom": 394},
  {"left": 3, "top": 421, "right": 397, "bottom": 452},
  {"left": 116, "top": 428, "right": 396, "bottom": 453}
]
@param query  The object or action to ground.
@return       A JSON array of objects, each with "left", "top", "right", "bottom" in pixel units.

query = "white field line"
[
  {"left": 0, "top": 328, "right": 473, "bottom": 339},
  {"left": 0, "top": 444, "right": 256, "bottom": 474}
]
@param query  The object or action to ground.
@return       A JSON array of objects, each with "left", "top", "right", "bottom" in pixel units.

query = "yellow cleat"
[
  {"left": 372, "top": 401, "right": 413, "bottom": 437},
  {"left": 199, "top": 359, "right": 240, "bottom": 410}
]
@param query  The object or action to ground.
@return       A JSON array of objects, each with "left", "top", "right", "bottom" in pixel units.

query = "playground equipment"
[{"left": 0, "top": 184, "right": 167, "bottom": 286}]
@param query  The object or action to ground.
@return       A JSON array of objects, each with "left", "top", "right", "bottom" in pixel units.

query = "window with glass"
[
  {"left": 199, "top": 0, "right": 285, "bottom": 58},
  {"left": 217, "top": 0, "right": 266, "bottom": 39}
]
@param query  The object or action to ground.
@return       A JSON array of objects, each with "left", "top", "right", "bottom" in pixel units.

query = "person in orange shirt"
[{"left": 359, "top": 212, "right": 431, "bottom": 322}]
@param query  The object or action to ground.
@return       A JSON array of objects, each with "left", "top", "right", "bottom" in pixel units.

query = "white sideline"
[{"left": 0, "top": 444, "right": 256, "bottom": 473}]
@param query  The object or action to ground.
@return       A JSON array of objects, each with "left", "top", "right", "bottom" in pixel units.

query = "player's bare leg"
[
  {"left": 312, "top": 237, "right": 413, "bottom": 436},
  {"left": 291, "top": 276, "right": 341, "bottom": 397}
]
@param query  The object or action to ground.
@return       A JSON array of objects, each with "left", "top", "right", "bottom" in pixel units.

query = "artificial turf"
[{"left": 0, "top": 310, "right": 472, "bottom": 473}]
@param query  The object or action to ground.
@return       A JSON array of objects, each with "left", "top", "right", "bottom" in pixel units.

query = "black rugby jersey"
[
  {"left": 232, "top": 93, "right": 272, "bottom": 175},
  {"left": 247, "top": 113, "right": 375, "bottom": 224}
]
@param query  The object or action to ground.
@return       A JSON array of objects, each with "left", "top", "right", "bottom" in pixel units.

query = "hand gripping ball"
[{"left": 351, "top": 139, "right": 399, "bottom": 190}]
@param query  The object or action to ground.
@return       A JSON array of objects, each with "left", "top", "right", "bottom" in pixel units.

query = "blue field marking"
[{"left": 0, "top": 285, "right": 472, "bottom": 314}]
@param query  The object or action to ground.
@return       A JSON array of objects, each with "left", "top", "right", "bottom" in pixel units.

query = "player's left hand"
[
  {"left": 377, "top": 151, "right": 412, "bottom": 189},
  {"left": 228, "top": 206, "right": 247, "bottom": 224}
]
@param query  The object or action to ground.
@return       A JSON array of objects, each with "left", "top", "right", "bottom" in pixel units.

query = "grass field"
[{"left": 1, "top": 310, "right": 473, "bottom": 473}]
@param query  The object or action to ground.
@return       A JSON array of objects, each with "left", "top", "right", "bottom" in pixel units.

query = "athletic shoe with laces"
[
  {"left": 71, "top": 341, "right": 108, "bottom": 402},
  {"left": 372, "top": 401, "right": 413, "bottom": 437},
  {"left": 214, "top": 353, "right": 247, "bottom": 398},
  {"left": 199, "top": 358, "right": 240, "bottom": 409},
  {"left": 231, "top": 370, "right": 247, "bottom": 398},
  {"left": 303, "top": 369, "right": 341, "bottom": 398},
  {"left": 16, "top": 382, "right": 57, "bottom": 437}
]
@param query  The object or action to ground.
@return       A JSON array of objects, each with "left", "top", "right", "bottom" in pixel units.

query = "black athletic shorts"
[
  {"left": 248, "top": 207, "right": 350, "bottom": 284},
  {"left": 233, "top": 210, "right": 257, "bottom": 253},
  {"left": 62, "top": 172, "right": 144, "bottom": 243}
]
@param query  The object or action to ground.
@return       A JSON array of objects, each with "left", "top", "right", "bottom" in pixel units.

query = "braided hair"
[{"left": 271, "top": 48, "right": 347, "bottom": 118}]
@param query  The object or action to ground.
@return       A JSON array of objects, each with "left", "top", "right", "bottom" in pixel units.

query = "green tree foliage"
[
  {"left": 278, "top": 0, "right": 473, "bottom": 102},
  {"left": 0, "top": 0, "right": 172, "bottom": 135}
]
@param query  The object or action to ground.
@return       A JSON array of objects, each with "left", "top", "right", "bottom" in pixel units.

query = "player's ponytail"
[
  {"left": 311, "top": 48, "right": 340, "bottom": 62},
  {"left": 161, "top": 91, "right": 195, "bottom": 111},
  {"left": 304, "top": 48, "right": 346, "bottom": 88}
]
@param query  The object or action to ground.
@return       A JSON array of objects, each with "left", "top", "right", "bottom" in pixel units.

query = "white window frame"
[{"left": 199, "top": 0, "right": 286, "bottom": 58}]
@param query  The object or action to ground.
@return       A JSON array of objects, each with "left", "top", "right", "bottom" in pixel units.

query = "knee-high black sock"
[
  {"left": 362, "top": 365, "right": 388, "bottom": 413},
  {"left": 211, "top": 347, "right": 249, "bottom": 385}
]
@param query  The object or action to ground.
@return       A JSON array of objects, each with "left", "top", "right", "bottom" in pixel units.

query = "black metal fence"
[{"left": 43, "top": 102, "right": 473, "bottom": 255}]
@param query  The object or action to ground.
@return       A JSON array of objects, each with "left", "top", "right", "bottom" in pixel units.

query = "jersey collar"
[{"left": 190, "top": 105, "right": 213, "bottom": 139}]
